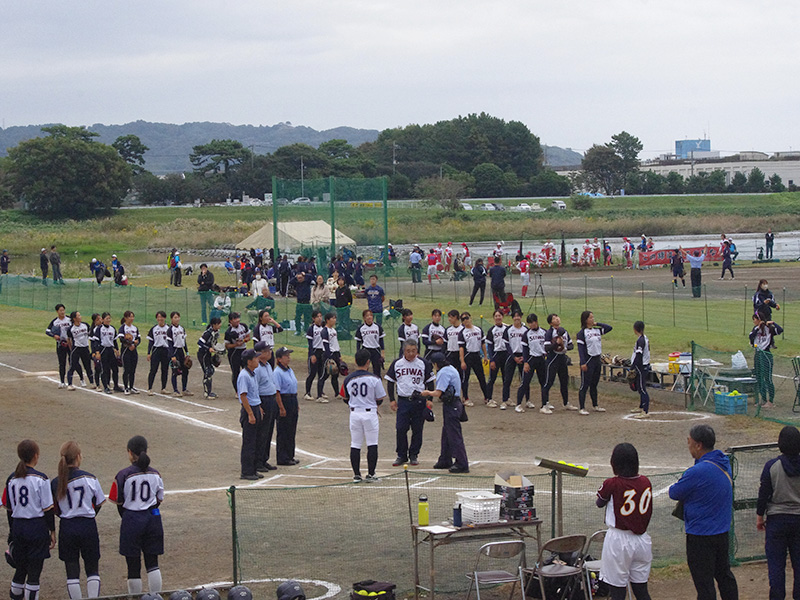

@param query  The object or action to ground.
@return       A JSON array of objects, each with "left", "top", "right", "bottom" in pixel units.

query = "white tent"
[{"left": 236, "top": 220, "right": 356, "bottom": 251}]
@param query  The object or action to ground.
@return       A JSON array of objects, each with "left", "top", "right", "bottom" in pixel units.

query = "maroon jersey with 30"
[{"left": 596, "top": 475, "right": 653, "bottom": 535}]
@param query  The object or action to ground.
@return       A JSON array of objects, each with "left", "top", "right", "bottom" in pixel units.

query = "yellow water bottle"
[{"left": 418, "top": 495, "right": 430, "bottom": 526}]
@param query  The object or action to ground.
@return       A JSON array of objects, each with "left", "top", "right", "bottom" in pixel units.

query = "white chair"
[
  {"left": 465, "top": 540, "right": 527, "bottom": 600},
  {"left": 521, "top": 534, "right": 589, "bottom": 600}
]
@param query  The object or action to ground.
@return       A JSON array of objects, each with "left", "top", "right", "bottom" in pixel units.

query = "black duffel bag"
[{"left": 350, "top": 580, "right": 396, "bottom": 600}]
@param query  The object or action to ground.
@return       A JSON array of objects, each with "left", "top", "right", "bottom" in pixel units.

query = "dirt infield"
[{"left": 0, "top": 350, "right": 781, "bottom": 599}]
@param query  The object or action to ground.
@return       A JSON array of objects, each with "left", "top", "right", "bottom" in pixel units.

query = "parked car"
[
  {"left": 276, "top": 198, "right": 289, "bottom": 206},
  {"left": 480, "top": 203, "right": 496, "bottom": 211},
  {"left": 291, "top": 197, "right": 312, "bottom": 205},
  {"left": 551, "top": 200, "right": 567, "bottom": 210},
  {"left": 511, "top": 203, "right": 535, "bottom": 212},
  {"left": 460, "top": 202, "right": 473, "bottom": 211},
  {"left": 529, "top": 203, "right": 545, "bottom": 212},
  {"left": 491, "top": 203, "right": 506, "bottom": 211}
]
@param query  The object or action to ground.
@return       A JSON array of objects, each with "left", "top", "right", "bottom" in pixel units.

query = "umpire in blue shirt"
[
  {"left": 423, "top": 352, "right": 469, "bottom": 473},
  {"left": 237, "top": 349, "right": 265, "bottom": 480}
]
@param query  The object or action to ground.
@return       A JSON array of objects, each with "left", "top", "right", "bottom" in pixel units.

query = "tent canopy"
[{"left": 236, "top": 220, "right": 356, "bottom": 251}]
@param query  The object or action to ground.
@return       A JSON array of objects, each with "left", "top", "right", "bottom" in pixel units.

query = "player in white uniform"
[
  {"left": 146, "top": 311, "right": 170, "bottom": 396},
  {"left": 167, "top": 311, "right": 192, "bottom": 397},
  {"left": 354, "top": 309, "right": 385, "bottom": 376},
  {"left": 47, "top": 304, "right": 72, "bottom": 389},
  {"left": 51, "top": 441, "right": 105, "bottom": 599},
  {"left": 343, "top": 349, "right": 387, "bottom": 482},
  {"left": 576, "top": 311, "right": 613, "bottom": 415},
  {"left": 444, "top": 310, "right": 463, "bottom": 370},
  {"left": 461, "top": 242, "right": 471, "bottom": 267},
  {"left": 66, "top": 312, "right": 93, "bottom": 390},
  {"left": 420, "top": 309, "right": 446, "bottom": 360},
  {"left": 118, "top": 311, "right": 141, "bottom": 395},
  {"left": 397, "top": 309, "right": 420, "bottom": 357},
  {"left": 320, "top": 313, "right": 343, "bottom": 401},
  {"left": 304, "top": 311, "right": 325, "bottom": 401},
  {"left": 3, "top": 440, "right": 55, "bottom": 600},
  {"left": 458, "top": 312, "right": 488, "bottom": 407}
]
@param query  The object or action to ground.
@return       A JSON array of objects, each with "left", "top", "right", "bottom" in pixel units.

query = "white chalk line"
[
  {"left": 202, "top": 577, "right": 341, "bottom": 600},
  {"left": 622, "top": 410, "right": 713, "bottom": 423}
]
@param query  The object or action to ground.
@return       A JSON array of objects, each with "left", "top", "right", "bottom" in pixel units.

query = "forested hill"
[{"left": 0, "top": 120, "right": 583, "bottom": 174}]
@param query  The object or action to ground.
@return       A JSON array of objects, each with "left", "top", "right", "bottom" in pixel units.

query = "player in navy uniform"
[
  {"left": 343, "top": 349, "right": 387, "bottom": 482},
  {"left": 3, "top": 440, "right": 55, "bottom": 600},
  {"left": 303, "top": 310, "right": 325, "bottom": 401},
  {"left": 596, "top": 443, "right": 653, "bottom": 600},
  {"left": 385, "top": 342, "right": 435, "bottom": 466},
  {"left": 108, "top": 436, "right": 164, "bottom": 595},
  {"left": 66, "top": 312, "right": 94, "bottom": 390},
  {"left": 576, "top": 311, "right": 612, "bottom": 415},
  {"left": 146, "top": 311, "right": 170, "bottom": 396},
  {"left": 541, "top": 313, "right": 577, "bottom": 411},
  {"left": 485, "top": 310, "right": 508, "bottom": 408},
  {"left": 420, "top": 309, "right": 446, "bottom": 361},
  {"left": 225, "top": 312, "right": 251, "bottom": 394},
  {"left": 630, "top": 321, "right": 651, "bottom": 418},
  {"left": 167, "top": 311, "right": 192, "bottom": 397},
  {"left": 320, "top": 313, "right": 344, "bottom": 401},
  {"left": 518, "top": 313, "right": 547, "bottom": 413},
  {"left": 91, "top": 312, "right": 122, "bottom": 394},
  {"left": 750, "top": 310, "right": 784, "bottom": 409},
  {"left": 252, "top": 309, "right": 283, "bottom": 368},
  {"left": 46, "top": 304, "right": 72, "bottom": 389},
  {"left": 458, "top": 312, "right": 488, "bottom": 408},
  {"left": 397, "top": 309, "right": 420, "bottom": 358},
  {"left": 197, "top": 317, "right": 222, "bottom": 399},
  {"left": 51, "top": 441, "right": 105, "bottom": 599},
  {"left": 118, "top": 311, "right": 141, "bottom": 395},
  {"left": 500, "top": 310, "right": 527, "bottom": 410},
  {"left": 354, "top": 310, "right": 385, "bottom": 377},
  {"left": 88, "top": 314, "right": 103, "bottom": 390}
]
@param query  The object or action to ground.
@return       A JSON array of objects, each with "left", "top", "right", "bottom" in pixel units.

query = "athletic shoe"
[
  {"left": 564, "top": 403, "right": 579, "bottom": 411},
  {"left": 316, "top": 396, "right": 330, "bottom": 403},
  {"left": 182, "top": 390, "right": 194, "bottom": 397},
  {"left": 240, "top": 474, "right": 260, "bottom": 481},
  {"left": 632, "top": 412, "right": 650, "bottom": 419},
  {"left": 499, "top": 402, "right": 507, "bottom": 410},
  {"left": 579, "top": 409, "right": 590, "bottom": 416},
  {"left": 58, "top": 382, "right": 66, "bottom": 389},
  {"left": 593, "top": 406, "right": 606, "bottom": 412},
  {"left": 204, "top": 392, "right": 217, "bottom": 399},
  {"left": 80, "top": 379, "right": 87, "bottom": 388},
  {"left": 148, "top": 389, "right": 155, "bottom": 396},
  {"left": 335, "top": 395, "right": 346, "bottom": 402},
  {"left": 113, "top": 386, "right": 124, "bottom": 393},
  {"left": 365, "top": 474, "right": 379, "bottom": 483},
  {"left": 526, "top": 402, "right": 536, "bottom": 409},
  {"left": 539, "top": 407, "right": 553, "bottom": 415},
  {"left": 432, "top": 462, "right": 451, "bottom": 469},
  {"left": 486, "top": 400, "right": 498, "bottom": 408},
  {"left": 160, "top": 389, "right": 167, "bottom": 395},
  {"left": 409, "top": 456, "right": 419, "bottom": 466},
  {"left": 449, "top": 465, "right": 470, "bottom": 474},
  {"left": 124, "top": 388, "right": 131, "bottom": 395},
  {"left": 104, "top": 387, "right": 112, "bottom": 394},
  {"left": 464, "top": 400, "right": 474, "bottom": 407},
  {"left": 173, "top": 390, "right": 183, "bottom": 397},
  {"left": 130, "top": 387, "right": 140, "bottom": 395},
  {"left": 67, "top": 385, "right": 75, "bottom": 391},
  {"left": 318, "top": 393, "right": 329, "bottom": 401},
  {"left": 263, "top": 462, "right": 277, "bottom": 471},
  {"left": 629, "top": 407, "right": 642, "bottom": 413},
  {"left": 546, "top": 402, "right": 555, "bottom": 409},
  {"left": 353, "top": 475, "right": 363, "bottom": 483},
  {"left": 303, "top": 393, "right": 315, "bottom": 401},
  {"left": 392, "top": 457, "right": 407, "bottom": 467},
  {"left": 515, "top": 405, "right": 525, "bottom": 413}
]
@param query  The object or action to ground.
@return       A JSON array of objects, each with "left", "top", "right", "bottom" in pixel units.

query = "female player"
[
  {"left": 518, "top": 313, "right": 546, "bottom": 413},
  {"left": 596, "top": 443, "right": 653, "bottom": 600},
  {"left": 469, "top": 258, "right": 487, "bottom": 305},
  {"left": 420, "top": 309, "right": 446, "bottom": 361},
  {"left": 89, "top": 314, "right": 103, "bottom": 390},
  {"left": 224, "top": 312, "right": 250, "bottom": 394},
  {"left": 750, "top": 310, "right": 784, "bottom": 409},
  {"left": 118, "top": 311, "right": 141, "bottom": 395},
  {"left": 354, "top": 309, "right": 385, "bottom": 377},
  {"left": 91, "top": 312, "right": 121, "bottom": 395},
  {"left": 196, "top": 317, "right": 222, "bottom": 399},
  {"left": 753, "top": 279, "right": 780, "bottom": 321},
  {"left": 46, "top": 304, "right": 72, "bottom": 389},
  {"left": 630, "top": 321, "right": 651, "bottom": 419},
  {"left": 485, "top": 310, "right": 508, "bottom": 408},
  {"left": 500, "top": 310, "right": 527, "bottom": 410},
  {"left": 108, "top": 436, "right": 164, "bottom": 596},
  {"left": 146, "top": 311, "right": 170, "bottom": 396},
  {"left": 3, "top": 440, "right": 56, "bottom": 600},
  {"left": 458, "top": 312, "right": 488, "bottom": 408},
  {"left": 541, "top": 313, "right": 576, "bottom": 411},
  {"left": 576, "top": 311, "right": 613, "bottom": 415},
  {"left": 397, "top": 309, "right": 419, "bottom": 357},
  {"left": 66, "top": 312, "right": 93, "bottom": 390},
  {"left": 167, "top": 311, "right": 191, "bottom": 397},
  {"left": 304, "top": 310, "right": 325, "bottom": 401},
  {"left": 52, "top": 441, "right": 105, "bottom": 599},
  {"left": 320, "top": 312, "right": 343, "bottom": 401},
  {"left": 253, "top": 309, "right": 283, "bottom": 368}
]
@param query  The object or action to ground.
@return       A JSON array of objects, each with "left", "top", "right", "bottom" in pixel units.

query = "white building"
[{"left": 640, "top": 157, "right": 800, "bottom": 186}]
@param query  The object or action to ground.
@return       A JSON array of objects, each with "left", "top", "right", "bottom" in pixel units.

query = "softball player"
[
  {"left": 444, "top": 310, "right": 463, "bottom": 369},
  {"left": 541, "top": 313, "right": 577, "bottom": 411},
  {"left": 518, "top": 313, "right": 547, "bottom": 412},
  {"left": 118, "top": 311, "right": 141, "bottom": 395},
  {"left": 108, "top": 436, "right": 164, "bottom": 595},
  {"left": 458, "top": 312, "right": 488, "bottom": 407},
  {"left": 343, "top": 348, "right": 387, "bottom": 482},
  {"left": 596, "top": 443, "right": 653, "bottom": 600},
  {"left": 485, "top": 310, "right": 508, "bottom": 408},
  {"left": 167, "top": 312, "right": 192, "bottom": 397},
  {"left": 252, "top": 309, "right": 283, "bottom": 368},
  {"left": 196, "top": 317, "right": 222, "bottom": 399},
  {"left": 66, "top": 312, "right": 93, "bottom": 390},
  {"left": 88, "top": 314, "right": 103, "bottom": 390},
  {"left": 91, "top": 312, "right": 121, "bottom": 394},
  {"left": 46, "top": 304, "right": 72, "bottom": 389},
  {"left": 354, "top": 310, "right": 385, "bottom": 377},
  {"left": 3, "top": 440, "right": 55, "bottom": 600},
  {"left": 420, "top": 309, "right": 446, "bottom": 360},
  {"left": 576, "top": 311, "right": 612, "bottom": 415},
  {"left": 397, "top": 309, "right": 420, "bottom": 357},
  {"left": 461, "top": 242, "right": 471, "bottom": 267},
  {"left": 304, "top": 310, "right": 325, "bottom": 401},
  {"left": 426, "top": 249, "right": 441, "bottom": 284},
  {"left": 385, "top": 342, "right": 435, "bottom": 466},
  {"left": 51, "top": 441, "right": 105, "bottom": 599},
  {"left": 630, "top": 321, "right": 651, "bottom": 418},
  {"left": 749, "top": 311, "right": 783, "bottom": 408},
  {"left": 320, "top": 313, "right": 343, "bottom": 401},
  {"left": 518, "top": 255, "right": 531, "bottom": 297},
  {"left": 501, "top": 310, "right": 527, "bottom": 410},
  {"left": 146, "top": 312, "right": 170, "bottom": 396},
  {"left": 224, "top": 312, "right": 251, "bottom": 394}
]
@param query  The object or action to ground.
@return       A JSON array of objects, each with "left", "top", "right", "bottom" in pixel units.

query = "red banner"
[{"left": 638, "top": 246, "right": 722, "bottom": 267}]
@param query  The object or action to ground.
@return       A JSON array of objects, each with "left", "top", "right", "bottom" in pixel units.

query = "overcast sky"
[{"left": 2, "top": 1, "right": 798, "bottom": 158}]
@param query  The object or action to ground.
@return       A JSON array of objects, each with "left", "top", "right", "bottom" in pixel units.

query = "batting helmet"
[
  {"left": 141, "top": 594, "right": 163, "bottom": 600},
  {"left": 196, "top": 589, "right": 221, "bottom": 600},
  {"left": 169, "top": 591, "right": 192, "bottom": 600},
  {"left": 227, "top": 586, "right": 253, "bottom": 600},
  {"left": 211, "top": 354, "right": 222, "bottom": 367},
  {"left": 277, "top": 580, "right": 306, "bottom": 600}
]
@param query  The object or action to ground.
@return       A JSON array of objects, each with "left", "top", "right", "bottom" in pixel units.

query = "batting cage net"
[{"left": 229, "top": 470, "right": 689, "bottom": 597}]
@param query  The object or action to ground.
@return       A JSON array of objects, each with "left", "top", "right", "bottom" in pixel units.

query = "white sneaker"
[
  {"left": 593, "top": 406, "right": 606, "bottom": 412},
  {"left": 632, "top": 412, "right": 650, "bottom": 419},
  {"left": 486, "top": 400, "right": 498, "bottom": 408},
  {"left": 58, "top": 382, "right": 66, "bottom": 389},
  {"left": 130, "top": 387, "right": 140, "bottom": 395},
  {"left": 579, "top": 409, "right": 589, "bottom": 415},
  {"left": 182, "top": 390, "right": 194, "bottom": 397},
  {"left": 148, "top": 389, "right": 155, "bottom": 396},
  {"left": 80, "top": 379, "right": 87, "bottom": 388},
  {"left": 464, "top": 400, "right": 474, "bottom": 407},
  {"left": 499, "top": 402, "right": 507, "bottom": 410},
  {"left": 124, "top": 388, "right": 131, "bottom": 395},
  {"left": 546, "top": 402, "right": 554, "bottom": 409},
  {"left": 67, "top": 385, "right": 75, "bottom": 391},
  {"left": 316, "top": 396, "right": 330, "bottom": 403},
  {"left": 526, "top": 402, "right": 536, "bottom": 409},
  {"left": 564, "top": 403, "right": 579, "bottom": 411},
  {"left": 173, "top": 390, "right": 183, "bottom": 397},
  {"left": 303, "top": 393, "right": 315, "bottom": 401},
  {"left": 335, "top": 395, "right": 346, "bottom": 402},
  {"left": 539, "top": 406, "right": 553, "bottom": 415},
  {"left": 629, "top": 407, "right": 642, "bottom": 414},
  {"left": 515, "top": 405, "right": 525, "bottom": 413}
]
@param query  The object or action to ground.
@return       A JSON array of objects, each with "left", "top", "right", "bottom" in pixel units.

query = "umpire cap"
[
  {"left": 275, "top": 346, "right": 294, "bottom": 358},
  {"left": 429, "top": 352, "right": 447, "bottom": 367},
  {"left": 241, "top": 349, "right": 257, "bottom": 362},
  {"left": 254, "top": 340, "right": 272, "bottom": 352},
  {"left": 276, "top": 580, "right": 306, "bottom": 600}
]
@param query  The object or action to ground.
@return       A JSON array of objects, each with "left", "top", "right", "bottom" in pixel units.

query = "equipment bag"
[{"left": 351, "top": 580, "right": 396, "bottom": 600}]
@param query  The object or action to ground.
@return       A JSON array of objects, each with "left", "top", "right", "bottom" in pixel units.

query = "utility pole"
[{"left": 300, "top": 155, "right": 305, "bottom": 197}]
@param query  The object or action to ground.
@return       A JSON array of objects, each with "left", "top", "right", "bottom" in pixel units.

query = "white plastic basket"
[{"left": 456, "top": 491, "right": 502, "bottom": 524}]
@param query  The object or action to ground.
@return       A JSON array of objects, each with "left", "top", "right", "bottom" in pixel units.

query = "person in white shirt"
[{"left": 343, "top": 349, "right": 387, "bottom": 483}]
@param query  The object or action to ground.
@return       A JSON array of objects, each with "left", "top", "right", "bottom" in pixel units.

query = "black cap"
[
  {"left": 276, "top": 581, "right": 306, "bottom": 600},
  {"left": 241, "top": 349, "right": 258, "bottom": 362},
  {"left": 275, "top": 346, "right": 294, "bottom": 358},
  {"left": 254, "top": 340, "right": 272, "bottom": 352},
  {"left": 429, "top": 352, "right": 447, "bottom": 366}
]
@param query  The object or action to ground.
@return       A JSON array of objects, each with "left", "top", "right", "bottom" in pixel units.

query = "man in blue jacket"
[{"left": 669, "top": 424, "right": 738, "bottom": 600}]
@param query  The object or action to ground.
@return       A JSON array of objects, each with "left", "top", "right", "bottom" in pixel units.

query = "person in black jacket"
[
  {"left": 197, "top": 264, "right": 215, "bottom": 325},
  {"left": 488, "top": 256, "right": 506, "bottom": 297},
  {"left": 292, "top": 271, "right": 312, "bottom": 336},
  {"left": 469, "top": 258, "right": 487, "bottom": 305},
  {"left": 39, "top": 248, "right": 49, "bottom": 283},
  {"left": 277, "top": 255, "right": 291, "bottom": 296},
  {"left": 753, "top": 279, "right": 780, "bottom": 321}
]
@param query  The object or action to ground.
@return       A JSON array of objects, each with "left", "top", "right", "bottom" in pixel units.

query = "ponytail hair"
[
  {"left": 57, "top": 441, "right": 81, "bottom": 501},
  {"left": 69, "top": 311, "right": 78, "bottom": 321},
  {"left": 127, "top": 435, "right": 150, "bottom": 471},
  {"left": 15, "top": 439, "right": 39, "bottom": 479}
]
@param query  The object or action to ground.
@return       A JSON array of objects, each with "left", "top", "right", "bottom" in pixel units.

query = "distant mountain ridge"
[{"left": 0, "top": 120, "right": 583, "bottom": 174}]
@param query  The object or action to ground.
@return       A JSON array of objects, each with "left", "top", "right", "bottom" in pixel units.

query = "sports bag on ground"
[{"left": 350, "top": 580, "right": 395, "bottom": 600}]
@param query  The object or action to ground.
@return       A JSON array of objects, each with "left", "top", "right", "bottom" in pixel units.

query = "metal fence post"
[
  {"left": 229, "top": 486, "right": 239, "bottom": 585},
  {"left": 743, "top": 286, "right": 748, "bottom": 335},
  {"left": 558, "top": 276, "right": 562, "bottom": 314},
  {"left": 704, "top": 285, "right": 709, "bottom": 331},
  {"left": 783, "top": 287, "right": 786, "bottom": 340},
  {"left": 550, "top": 470, "right": 556, "bottom": 538},
  {"left": 584, "top": 275, "right": 587, "bottom": 310},
  {"left": 611, "top": 275, "right": 615, "bottom": 319},
  {"left": 641, "top": 281, "right": 645, "bottom": 321}
]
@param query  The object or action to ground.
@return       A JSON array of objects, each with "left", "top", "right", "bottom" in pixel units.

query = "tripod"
[{"left": 524, "top": 272, "right": 548, "bottom": 316}]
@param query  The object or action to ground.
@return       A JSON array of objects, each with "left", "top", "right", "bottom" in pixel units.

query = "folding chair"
[
  {"left": 465, "top": 540, "right": 527, "bottom": 600},
  {"left": 582, "top": 530, "right": 605, "bottom": 600},
  {"left": 521, "top": 534, "right": 588, "bottom": 600},
  {"left": 792, "top": 357, "right": 800, "bottom": 413}
]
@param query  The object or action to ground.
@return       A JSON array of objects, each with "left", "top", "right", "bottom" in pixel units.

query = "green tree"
[
  {"left": 388, "top": 173, "right": 412, "bottom": 199},
  {"left": 571, "top": 194, "right": 593, "bottom": 211},
  {"left": 41, "top": 124, "right": 99, "bottom": 142},
  {"left": 530, "top": 170, "right": 571, "bottom": 196},
  {"left": 472, "top": 162, "right": 506, "bottom": 197},
  {"left": 318, "top": 139, "right": 358, "bottom": 160},
  {"left": 582, "top": 145, "right": 623, "bottom": 195},
  {"left": 768, "top": 173, "right": 786, "bottom": 192},
  {"left": 0, "top": 157, "right": 16, "bottom": 208},
  {"left": 666, "top": 171, "right": 685, "bottom": 194},
  {"left": 7, "top": 129, "right": 130, "bottom": 218},
  {"left": 729, "top": 171, "right": 747, "bottom": 193},
  {"left": 608, "top": 131, "right": 643, "bottom": 181},
  {"left": 112, "top": 134, "right": 149, "bottom": 174},
  {"left": 746, "top": 167, "right": 766, "bottom": 193},
  {"left": 190, "top": 139, "right": 252, "bottom": 178},
  {"left": 414, "top": 176, "right": 466, "bottom": 211}
]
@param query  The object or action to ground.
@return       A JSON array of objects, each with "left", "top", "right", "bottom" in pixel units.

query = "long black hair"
[{"left": 127, "top": 435, "right": 151, "bottom": 471}]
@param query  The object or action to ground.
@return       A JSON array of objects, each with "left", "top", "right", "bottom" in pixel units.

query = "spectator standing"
[
  {"left": 683, "top": 245, "right": 709, "bottom": 299},
  {"left": 469, "top": 258, "right": 487, "bottom": 305},
  {"left": 409, "top": 246, "right": 422, "bottom": 283},
  {"left": 766, "top": 229, "right": 775, "bottom": 259},
  {"left": 753, "top": 279, "right": 780, "bottom": 321},
  {"left": 335, "top": 276, "right": 353, "bottom": 326},
  {"left": 669, "top": 424, "right": 738, "bottom": 600},
  {"left": 40, "top": 248, "right": 49, "bottom": 283},
  {"left": 750, "top": 311, "right": 784, "bottom": 409},
  {"left": 171, "top": 250, "right": 182, "bottom": 287},
  {"left": 197, "top": 264, "right": 215, "bottom": 325},
  {"left": 757, "top": 426, "right": 800, "bottom": 600},
  {"left": 0, "top": 249, "right": 9, "bottom": 274},
  {"left": 364, "top": 275, "right": 385, "bottom": 326},
  {"left": 292, "top": 272, "right": 312, "bottom": 335},
  {"left": 49, "top": 246, "right": 63, "bottom": 284},
  {"left": 277, "top": 255, "right": 291, "bottom": 296},
  {"left": 488, "top": 256, "right": 506, "bottom": 297}
]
